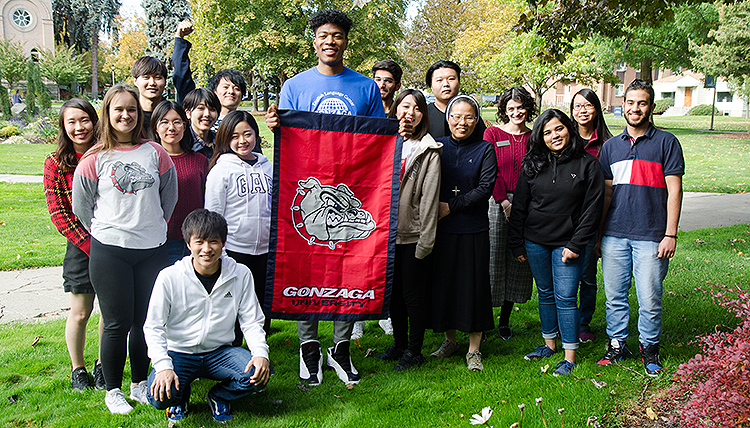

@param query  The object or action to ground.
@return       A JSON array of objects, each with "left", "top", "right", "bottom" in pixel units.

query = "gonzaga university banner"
[{"left": 265, "top": 110, "right": 401, "bottom": 321}]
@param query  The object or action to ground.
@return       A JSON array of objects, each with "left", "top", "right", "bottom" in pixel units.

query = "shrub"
[
  {"left": 688, "top": 104, "right": 720, "bottom": 116},
  {"left": 0, "top": 124, "right": 20, "bottom": 137},
  {"left": 654, "top": 98, "right": 675, "bottom": 115},
  {"left": 2, "top": 135, "right": 28, "bottom": 144},
  {"left": 671, "top": 283, "right": 750, "bottom": 427}
]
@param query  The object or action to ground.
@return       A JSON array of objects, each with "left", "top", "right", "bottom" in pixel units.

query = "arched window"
[{"left": 12, "top": 9, "right": 32, "bottom": 28}]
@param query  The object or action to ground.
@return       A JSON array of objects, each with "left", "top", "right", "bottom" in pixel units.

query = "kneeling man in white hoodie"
[{"left": 144, "top": 209, "right": 270, "bottom": 424}]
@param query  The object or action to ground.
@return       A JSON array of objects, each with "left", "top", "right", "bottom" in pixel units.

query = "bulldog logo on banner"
[
  {"left": 291, "top": 177, "right": 377, "bottom": 250},
  {"left": 266, "top": 110, "right": 401, "bottom": 321}
]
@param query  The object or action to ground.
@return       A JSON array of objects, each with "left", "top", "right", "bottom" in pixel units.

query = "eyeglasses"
[
  {"left": 157, "top": 119, "right": 185, "bottom": 128},
  {"left": 573, "top": 103, "right": 595, "bottom": 111},
  {"left": 449, "top": 114, "right": 477, "bottom": 124}
]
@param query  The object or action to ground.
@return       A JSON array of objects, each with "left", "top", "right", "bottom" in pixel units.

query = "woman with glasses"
[
  {"left": 484, "top": 87, "right": 537, "bottom": 340},
  {"left": 149, "top": 101, "right": 209, "bottom": 264},
  {"left": 569, "top": 89, "right": 613, "bottom": 343},
  {"left": 428, "top": 95, "right": 497, "bottom": 371}
]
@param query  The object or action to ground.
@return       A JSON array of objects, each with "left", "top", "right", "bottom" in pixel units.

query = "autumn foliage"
[{"left": 671, "top": 283, "right": 750, "bottom": 427}]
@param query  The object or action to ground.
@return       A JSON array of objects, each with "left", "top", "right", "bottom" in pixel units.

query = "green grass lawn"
[
  {"left": 0, "top": 143, "right": 56, "bottom": 175},
  {"left": 0, "top": 223, "right": 746, "bottom": 427}
]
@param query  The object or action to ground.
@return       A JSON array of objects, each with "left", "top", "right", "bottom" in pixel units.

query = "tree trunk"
[
  {"left": 253, "top": 91, "right": 259, "bottom": 111},
  {"left": 91, "top": 31, "right": 99, "bottom": 101},
  {"left": 641, "top": 59, "right": 653, "bottom": 84},
  {"left": 263, "top": 88, "right": 269, "bottom": 111}
]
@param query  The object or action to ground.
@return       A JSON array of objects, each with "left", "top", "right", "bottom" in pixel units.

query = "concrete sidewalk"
[{"left": 1, "top": 192, "right": 749, "bottom": 324}]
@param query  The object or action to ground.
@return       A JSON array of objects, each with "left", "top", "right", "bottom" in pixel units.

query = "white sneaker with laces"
[
  {"left": 351, "top": 321, "right": 365, "bottom": 340},
  {"left": 129, "top": 380, "right": 149, "bottom": 405},
  {"left": 378, "top": 318, "right": 393, "bottom": 335},
  {"left": 105, "top": 388, "right": 133, "bottom": 414}
]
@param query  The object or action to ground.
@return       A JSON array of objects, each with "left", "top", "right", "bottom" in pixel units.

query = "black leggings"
[
  {"left": 89, "top": 238, "right": 168, "bottom": 391},
  {"left": 225, "top": 250, "right": 271, "bottom": 342},
  {"left": 390, "top": 243, "right": 429, "bottom": 354}
]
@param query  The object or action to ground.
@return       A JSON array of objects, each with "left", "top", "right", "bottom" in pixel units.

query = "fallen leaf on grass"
[
  {"left": 364, "top": 348, "right": 377, "bottom": 358},
  {"left": 334, "top": 395, "right": 343, "bottom": 399},
  {"left": 296, "top": 384, "right": 310, "bottom": 392},
  {"left": 591, "top": 379, "right": 607, "bottom": 389},
  {"left": 646, "top": 407, "right": 657, "bottom": 420},
  {"left": 345, "top": 384, "right": 354, "bottom": 390},
  {"left": 31, "top": 336, "right": 43, "bottom": 347},
  {"left": 7, "top": 395, "right": 17, "bottom": 404},
  {"left": 0, "top": 221, "right": 5, "bottom": 226}
]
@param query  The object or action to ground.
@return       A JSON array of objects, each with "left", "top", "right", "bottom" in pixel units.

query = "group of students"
[{"left": 42, "top": 7, "right": 684, "bottom": 423}]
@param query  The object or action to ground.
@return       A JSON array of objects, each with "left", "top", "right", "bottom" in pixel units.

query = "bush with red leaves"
[{"left": 671, "top": 283, "right": 750, "bottom": 427}]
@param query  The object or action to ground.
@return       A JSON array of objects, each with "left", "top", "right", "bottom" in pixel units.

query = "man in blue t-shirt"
[
  {"left": 596, "top": 79, "right": 684, "bottom": 377},
  {"left": 265, "top": 9, "right": 384, "bottom": 388}
]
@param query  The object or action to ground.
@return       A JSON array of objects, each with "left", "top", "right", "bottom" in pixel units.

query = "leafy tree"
[
  {"left": 191, "top": 0, "right": 405, "bottom": 90},
  {"left": 515, "top": 0, "right": 712, "bottom": 63},
  {"left": 693, "top": 0, "right": 750, "bottom": 128},
  {"left": 141, "top": 0, "right": 191, "bottom": 65},
  {"left": 488, "top": 31, "right": 618, "bottom": 111},
  {"left": 0, "top": 39, "right": 28, "bottom": 90},
  {"left": 39, "top": 44, "right": 90, "bottom": 99},
  {"left": 614, "top": 3, "right": 718, "bottom": 83},
  {"left": 102, "top": 12, "right": 148, "bottom": 84},
  {"left": 0, "top": 71, "right": 10, "bottom": 117},
  {"left": 400, "top": 0, "right": 468, "bottom": 88}
]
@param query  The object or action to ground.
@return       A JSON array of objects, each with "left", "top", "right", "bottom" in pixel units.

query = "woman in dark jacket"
[{"left": 508, "top": 109, "right": 604, "bottom": 376}]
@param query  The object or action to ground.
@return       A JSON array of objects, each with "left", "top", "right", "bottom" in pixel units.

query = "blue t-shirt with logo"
[{"left": 278, "top": 67, "right": 385, "bottom": 117}]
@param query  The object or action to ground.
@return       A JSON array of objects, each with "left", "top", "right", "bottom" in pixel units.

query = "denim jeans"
[
  {"left": 146, "top": 346, "right": 264, "bottom": 409},
  {"left": 525, "top": 240, "right": 584, "bottom": 350},
  {"left": 578, "top": 239, "right": 599, "bottom": 327},
  {"left": 600, "top": 236, "right": 669, "bottom": 346}
]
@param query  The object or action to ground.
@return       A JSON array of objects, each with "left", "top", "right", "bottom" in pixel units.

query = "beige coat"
[{"left": 396, "top": 133, "right": 442, "bottom": 259}]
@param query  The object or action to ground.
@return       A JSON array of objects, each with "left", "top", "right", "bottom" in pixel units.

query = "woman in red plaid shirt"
[{"left": 43, "top": 99, "right": 104, "bottom": 391}]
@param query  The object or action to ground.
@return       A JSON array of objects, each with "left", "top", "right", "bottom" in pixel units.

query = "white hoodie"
[
  {"left": 144, "top": 255, "right": 269, "bottom": 373},
  {"left": 204, "top": 153, "right": 273, "bottom": 255}
]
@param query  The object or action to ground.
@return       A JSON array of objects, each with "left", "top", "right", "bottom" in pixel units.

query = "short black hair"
[
  {"left": 425, "top": 60, "right": 461, "bottom": 88},
  {"left": 497, "top": 86, "right": 536, "bottom": 123},
  {"left": 625, "top": 79, "right": 655, "bottom": 104},
  {"left": 182, "top": 209, "right": 228, "bottom": 244},
  {"left": 183, "top": 88, "right": 221, "bottom": 113},
  {"left": 131, "top": 56, "right": 167, "bottom": 79},
  {"left": 309, "top": 9, "right": 353, "bottom": 36},
  {"left": 149, "top": 100, "right": 193, "bottom": 154},
  {"left": 372, "top": 60, "right": 403, "bottom": 85},
  {"left": 209, "top": 69, "right": 247, "bottom": 99}
]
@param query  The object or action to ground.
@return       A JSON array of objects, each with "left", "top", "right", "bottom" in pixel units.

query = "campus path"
[{"left": 1, "top": 172, "right": 750, "bottom": 323}]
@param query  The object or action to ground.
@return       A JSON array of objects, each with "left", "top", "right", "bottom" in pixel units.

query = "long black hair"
[
  {"left": 209, "top": 110, "right": 260, "bottom": 170},
  {"left": 149, "top": 101, "right": 193, "bottom": 154},
  {"left": 56, "top": 98, "right": 99, "bottom": 172},
  {"left": 522, "top": 109, "right": 585, "bottom": 177},
  {"left": 388, "top": 89, "right": 430, "bottom": 141},
  {"left": 570, "top": 88, "right": 613, "bottom": 142}
]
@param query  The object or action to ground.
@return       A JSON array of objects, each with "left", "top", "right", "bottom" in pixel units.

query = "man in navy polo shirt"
[{"left": 596, "top": 79, "right": 684, "bottom": 377}]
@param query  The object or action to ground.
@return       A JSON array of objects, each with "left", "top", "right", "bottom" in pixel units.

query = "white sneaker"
[
  {"left": 129, "top": 380, "right": 149, "bottom": 405},
  {"left": 379, "top": 318, "right": 393, "bottom": 335},
  {"left": 351, "top": 321, "right": 365, "bottom": 340},
  {"left": 299, "top": 340, "right": 323, "bottom": 386},
  {"left": 105, "top": 388, "right": 133, "bottom": 414}
]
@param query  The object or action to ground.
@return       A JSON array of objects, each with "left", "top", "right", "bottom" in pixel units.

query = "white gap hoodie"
[{"left": 204, "top": 153, "right": 273, "bottom": 255}]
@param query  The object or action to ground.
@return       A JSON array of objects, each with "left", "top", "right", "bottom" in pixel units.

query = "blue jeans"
[
  {"left": 578, "top": 239, "right": 599, "bottom": 328},
  {"left": 600, "top": 236, "right": 669, "bottom": 346},
  {"left": 147, "top": 346, "right": 264, "bottom": 409},
  {"left": 525, "top": 240, "right": 584, "bottom": 350}
]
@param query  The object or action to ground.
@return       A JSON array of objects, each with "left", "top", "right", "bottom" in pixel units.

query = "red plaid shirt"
[{"left": 43, "top": 152, "right": 91, "bottom": 255}]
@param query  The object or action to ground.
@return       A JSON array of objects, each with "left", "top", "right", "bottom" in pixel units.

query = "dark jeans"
[
  {"left": 146, "top": 346, "right": 264, "bottom": 408},
  {"left": 390, "top": 243, "right": 429, "bottom": 354},
  {"left": 225, "top": 251, "right": 271, "bottom": 341},
  {"left": 166, "top": 239, "right": 190, "bottom": 265},
  {"left": 578, "top": 239, "right": 598, "bottom": 328},
  {"left": 89, "top": 238, "right": 168, "bottom": 390}
]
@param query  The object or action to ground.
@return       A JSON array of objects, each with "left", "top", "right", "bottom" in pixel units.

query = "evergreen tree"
[
  {"left": 52, "top": 0, "right": 120, "bottom": 100},
  {"left": 142, "top": 0, "right": 191, "bottom": 65},
  {"left": 25, "top": 61, "right": 37, "bottom": 117},
  {"left": 0, "top": 70, "right": 11, "bottom": 118}
]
